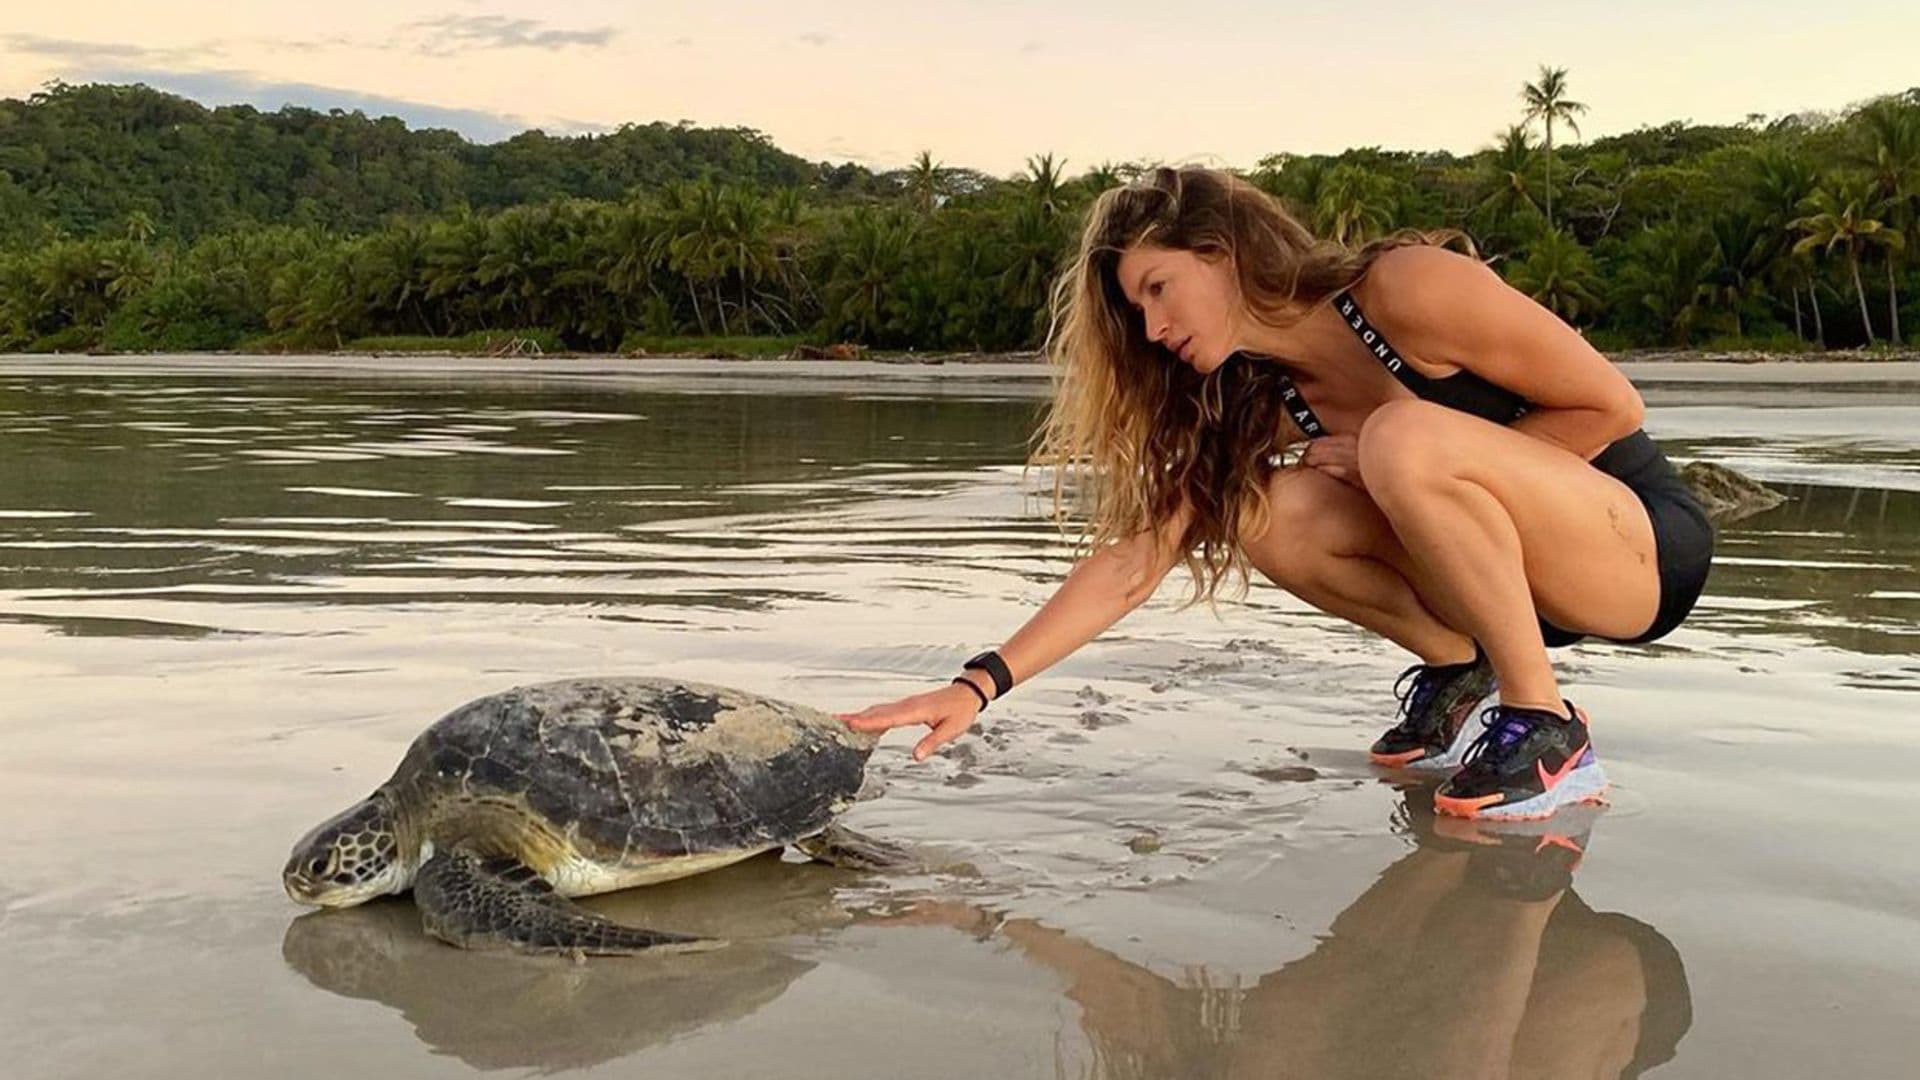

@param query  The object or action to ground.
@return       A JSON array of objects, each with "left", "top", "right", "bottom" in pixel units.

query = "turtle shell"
[{"left": 390, "top": 678, "right": 874, "bottom": 864}]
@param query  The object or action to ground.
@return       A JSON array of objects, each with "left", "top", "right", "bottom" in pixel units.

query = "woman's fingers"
[
  {"left": 912, "top": 714, "right": 973, "bottom": 761},
  {"left": 837, "top": 689, "right": 949, "bottom": 732},
  {"left": 838, "top": 686, "right": 978, "bottom": 762},
  {"left": 837, "top": 699, "right": 925, "bottom": 731}
]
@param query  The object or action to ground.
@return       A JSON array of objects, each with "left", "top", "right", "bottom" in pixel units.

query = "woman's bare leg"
[
  {"left": 1358, "top": 400, "right": 1661, "bottom": 713},
  {"left": 1239, "top": 464, "right": 1477, "bottom": 666}
]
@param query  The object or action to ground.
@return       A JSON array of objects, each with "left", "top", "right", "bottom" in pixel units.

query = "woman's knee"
[{"left": 1358, "top": 400, "right": 1458, "bottom": 503}]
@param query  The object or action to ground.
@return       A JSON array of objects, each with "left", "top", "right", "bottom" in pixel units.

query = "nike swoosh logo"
[{"left": 1536, "top": 742, "right": 1589, "bottom": 791}]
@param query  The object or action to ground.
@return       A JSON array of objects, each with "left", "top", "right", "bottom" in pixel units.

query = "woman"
[{"left": 838, "top": 166, "right": 1712, "bottom": 821}]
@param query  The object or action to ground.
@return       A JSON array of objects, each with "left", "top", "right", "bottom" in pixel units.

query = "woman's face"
[{"left": 1114, "top": 244, "right": 1241, "bottom": 375}]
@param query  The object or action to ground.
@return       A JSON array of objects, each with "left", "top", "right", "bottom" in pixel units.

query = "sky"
[{"left": 2, "top": 1, "right": 1915, "bottom": 175}]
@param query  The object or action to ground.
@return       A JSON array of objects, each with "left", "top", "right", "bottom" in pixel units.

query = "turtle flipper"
[
  {"left": 414, "top": 851, "right": 721, "bottom": 956},
  {"left": 792, "top": 824, "right": 914, "bottom": 871}
]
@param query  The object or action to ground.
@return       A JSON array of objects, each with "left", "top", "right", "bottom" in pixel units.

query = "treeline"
[{"left": 0, "top": 78, "right": 1916, "bottom": 354}]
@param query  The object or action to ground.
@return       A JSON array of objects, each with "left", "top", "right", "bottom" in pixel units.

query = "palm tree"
[
  {"left": 1506, "top": 229, "right": 1602, "bottom": 323},
  {"left": 361, "top": 223, "right": 434, "bottom": 334},
  {"left": 770, "top": 187, "right": 805, "bottom": 227},
  {"left": 1253, "top": 155, "right": 1331, "bottom": 222},
  {"left": 422, "top": 210, "right": 490, "bottom": 336},
  {"left": 1703, "top": 210, "right": 1770, "bottom": 336},
  {"left": 1472, "top": 126, "right": 1544, "bottom": 251},
  {"left": 713, "top": 187, "right": 788, "bottom": 332},
  {"left": 476, "top": 205, "right": 555, "bottom": 329},
  {"left": 1748, "top": 145, "right": 1820, "bottom": 340},
  {"left": 597, "top": 201, "right": 665, "bottom": 301},
  {"left": 1024, "top": 152, "right": 1067, "bottom": 216},
  {"left": 661, "top": 180, "right": 733, "bottom": 334},
  {"left": 270, "top": 245, "right": 363, "bottom": 347},
  {"left": 33, "top": 239, "right": 119, "bottom": 333},
  {"left": 123, "top": 210, "right": 156, "bottom": 247},
  {"left": 1792, "top": 178, "right": 1903, "bottom": 344},
  {"left": 1520, "top": 65, "right": 1588, "bottom": 230},
  {"left": 1080, "top": 162, "right": 1124, "bottom": 194},
  {"left": 823, "top": 207, "right": 915, "bottom": 343},
  {"left": 1854, "top": 98, "right": 1920, "bottom": 344},
  {"left": 1616, "top": 221, "right": 1716, "bottom": 345},
  {"left": 1000, "top": 198, "right": 1070, "bottom": 338},
  {"left": 1314, "top": 164, "right": 1396, "bottom": 245},
  {"left": 907, "top": 150, "right": 946, "bottom": 214},
  {"left": 99, "top": 239, "right": 156, "bottom": 304}
]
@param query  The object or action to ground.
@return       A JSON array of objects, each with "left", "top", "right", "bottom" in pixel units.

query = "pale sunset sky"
[{"left": 2, "top": 1, "right": 1914, "bottom": 174}]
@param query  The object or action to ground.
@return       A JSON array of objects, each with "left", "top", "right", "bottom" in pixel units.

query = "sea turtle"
[{"left": 283, "top": 677, "right": 897, "bottom": 955}]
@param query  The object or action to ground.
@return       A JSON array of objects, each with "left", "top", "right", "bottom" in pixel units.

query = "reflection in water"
[
  {"left": 968, "top": 790, "right": 1690, "bottom": 1080},
  {"left": 283, "top": 900, "right": 814, "bottom": 1072},
  {"left": 278, "top": 850, "right": 865, "bottom": 1071},
  {"left": 0, "top": 378, "right": 1046, "bottom": 628},
  {"left": 4, "top": 375, "right": 1905, "bottom": 1077},
  {"left": 1, "top": 376, "right": 1913, "bottom": 669},
  {"left": 1697, "top": 481, "right": 1920, "bottom": 658},
  {"left": 280, "top": 791, "right": 1689, "bottom": 1079}
]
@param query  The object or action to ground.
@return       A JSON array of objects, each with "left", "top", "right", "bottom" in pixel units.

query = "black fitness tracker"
[{"left": 962, "top": 650, "right": 1014, "bottom": 700}]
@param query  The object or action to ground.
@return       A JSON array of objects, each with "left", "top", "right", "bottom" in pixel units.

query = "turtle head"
[{"left": 284, "top": 792, "right": 409, "bottom": 907}]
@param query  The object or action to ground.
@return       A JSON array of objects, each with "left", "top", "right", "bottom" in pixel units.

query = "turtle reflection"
[{"left": 280, "top": 850, "right": 852, "bottom": 1071}]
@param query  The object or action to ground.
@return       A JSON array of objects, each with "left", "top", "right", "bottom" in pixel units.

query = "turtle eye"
[{"left": 307, "top": 858, "right": 328, "bottom": 876}]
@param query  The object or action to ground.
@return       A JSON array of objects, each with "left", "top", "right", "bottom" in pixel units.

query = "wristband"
[
  {"left": 962, "top": 650, "right": 1014, "bottom": 699},
  {"left": 950, "top": 676, "right": 990, "bottom": 711}
]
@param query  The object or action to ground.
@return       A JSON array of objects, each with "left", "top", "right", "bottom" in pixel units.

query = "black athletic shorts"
[{"left": 1539, "top": 432, "right": 1715, "bottom": 648}]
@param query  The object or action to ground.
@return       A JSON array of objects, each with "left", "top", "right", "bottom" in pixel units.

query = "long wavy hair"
[{"left": 1033, "top": 165, "right": 1464, "bottom": 605}]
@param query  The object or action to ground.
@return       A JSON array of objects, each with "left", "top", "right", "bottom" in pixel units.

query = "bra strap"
[
  {"left": 1334, "top": 290, "right": 1435, "bottom": 395},
  {"left": 1276, "top": 371, "right": 1326, "bottom": 440}
]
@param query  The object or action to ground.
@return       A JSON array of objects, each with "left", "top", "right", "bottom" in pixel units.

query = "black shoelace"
[
  {"left": 1461, "top": 706, "right": 1554, "bottom": 771},
  {"left": 1397, "top": 661, "right": 1443, "bottom": 726},
  {"left": 1390, "top": 661, "right": 1463, "bottom": 734}
]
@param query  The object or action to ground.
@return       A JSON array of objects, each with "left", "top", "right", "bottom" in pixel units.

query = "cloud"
[
  {"left": 63, "top": 67, "right": 540, "bottom": 143},
  {"left": 798, "top": 32, "right": 832, "bottom": 47},
  {"left": 254, "top": 34, "right": 364, "bottom": 53},
  {"left": 1, "top": 33, "right": 221, "bottom": 65},
  {"left": 406, "top": 15, "right": 616, "bottom": 55}
]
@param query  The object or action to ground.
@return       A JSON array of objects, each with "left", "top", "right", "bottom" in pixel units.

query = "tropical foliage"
[{"left": 3, "top": 78, "right": 1917, "bottom": 354}]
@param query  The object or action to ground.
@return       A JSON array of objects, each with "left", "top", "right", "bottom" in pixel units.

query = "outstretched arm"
[{"left": 838, "top": 500, "right": 1194, "bottom": 760}]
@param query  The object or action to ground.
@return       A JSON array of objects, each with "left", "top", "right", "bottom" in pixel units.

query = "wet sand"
[{"left": 0, "top": 368, "right": 1915, "bottom": 1077}]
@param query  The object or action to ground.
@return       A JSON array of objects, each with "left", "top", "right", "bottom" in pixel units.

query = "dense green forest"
[{"left": 1, "top": 76, "right": 1915, "bottom": 355}]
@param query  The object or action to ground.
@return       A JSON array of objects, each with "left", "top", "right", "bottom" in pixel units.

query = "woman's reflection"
[{"left": 890, "top": 790, "right": 1690, "bottom": 1079}]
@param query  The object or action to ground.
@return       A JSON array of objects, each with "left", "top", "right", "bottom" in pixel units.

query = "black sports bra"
[
  {"left": 1266, "top": 289, "right": 1673, "bottom": 489},
  {"left": 1270, "top": 290, "right": 1531, "bottom": 439}
]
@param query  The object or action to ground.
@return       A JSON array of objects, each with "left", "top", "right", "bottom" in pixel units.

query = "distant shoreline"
[
  {"left": 8, "top": 352, "right": 1920, "bottom": 393},
  {"left": 6, "top": 345, "right": 1919, "bottom": 366}
]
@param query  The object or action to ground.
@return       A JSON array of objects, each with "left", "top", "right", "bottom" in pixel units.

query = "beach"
[{"left": 1, "top": 356, "right": 1915, "bottom": 1077}]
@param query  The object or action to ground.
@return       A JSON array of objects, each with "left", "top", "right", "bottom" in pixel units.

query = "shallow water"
[{"left": 1, "top": 371, "right": 1915, "bottom": 1078}]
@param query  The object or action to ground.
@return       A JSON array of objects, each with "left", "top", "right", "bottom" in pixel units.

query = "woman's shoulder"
[
  {"left": 1360, "top": 244, "right": 1488, "bottom": 301},
  {"left": 1353, "top": 244, "right": 1502, "bottom": 336}
]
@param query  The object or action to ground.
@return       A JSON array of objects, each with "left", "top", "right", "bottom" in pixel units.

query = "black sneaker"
[
  {"left": 1368, "top": 649, "right": 1496, "bottom": 771},
  {"left": 1434, "top": 700, "right": 1610, "bottom": 821}
]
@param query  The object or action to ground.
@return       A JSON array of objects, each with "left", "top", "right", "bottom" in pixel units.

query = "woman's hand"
[
  {"left": 836, "top": 681, "right": 984, "bottom": 762},
  {"left": 1301, "top": 433, "right": 1366, "bottom": 490}
]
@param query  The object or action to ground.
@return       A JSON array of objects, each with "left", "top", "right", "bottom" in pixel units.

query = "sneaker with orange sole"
[
  {"left": 1369, "top": 649, "right": 1496, "bottom": 772},
  {"left": 1433, "top": 700, "right": 1610, "bottom": 821}
]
